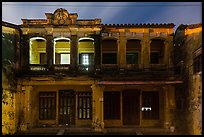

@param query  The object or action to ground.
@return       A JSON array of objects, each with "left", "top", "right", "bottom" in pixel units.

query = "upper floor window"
[
  {"left": 102, "top": 39, "right": 118, "bottom": 64},
  {"left": 78, "top": 37, "right": 95, "bottom": 65},
  {"left": 150, "top": 52, "right": 159, "bottom": 64},
  {"left": 126, "top": 39, "right": 141, "bottom": 64},
  {"left": 150, "top": 39, "right": 165, "bottom": 64},
  {"left": 126, "top": 53, "right": 139, "bottom": 64},
  {"left": 40, "top": 53, "right": 47, "bottom": 64},
  {"left": 29, "top": 37, "right": 46, "bottom": 64},
  {"left": 54, "top": 37, "right": 70, "bottom": 64},
  {"left": 193, "top": 54, "right": 202, "bottom": 74},
  {"left": 79, "top": 53, "right": 94, "bottom": 65},
  {"left": 55, "top": 53, "right": 70, "bottom": 64}
]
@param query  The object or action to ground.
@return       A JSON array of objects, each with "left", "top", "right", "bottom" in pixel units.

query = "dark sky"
[{"left": 2, "top": 2, "right": 202, "bottom": 30}]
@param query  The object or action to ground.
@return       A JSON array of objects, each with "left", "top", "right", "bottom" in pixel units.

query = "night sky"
[{"left": 2, "top": 2, "right": 202, "bottom": 30}]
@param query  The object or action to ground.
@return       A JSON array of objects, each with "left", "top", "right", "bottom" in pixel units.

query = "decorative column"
[
  {"left": 167, "top": 35, "right": 174, "bottom": 69},
  {"left": 164, "top": 40, "right": 169, "bottom": 68},
  {"left": 163, "top": 86, "right": 170, "bottom": 129},
  {"left": 168, "top": 85, "right": 176, "bottom": 129},
  {"left": 118, "top": 32, "right": 126, "bottom": 69},
  {"left": 24, "top": 85, "right": 33, "bottom": 129},
  {"left": 91, "top": 84, "right": 105, "bottom": 131},
  {"left": 140, "top": 40, "right": 145, "bottom": 69},
  {"left": 94, "top": 34, "right": 101, "bottom": 66},
  {"left": 143, "top": 30, "right": 150, "bottom": 70},
  {"left": 70, "top": 35, "right": 78, "bottom": 72},
  {"left": 56, "top": 91, "right": 59, "bottom": 126}
]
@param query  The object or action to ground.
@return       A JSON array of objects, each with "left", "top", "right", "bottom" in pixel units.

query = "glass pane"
[
  {"left": 60, "top": 108, "right": 63, "bottom": 115},
  {"left": 87, "top": 98, "right": 90, "bottom": 108},
  {"left": 48, "top": 99, "right": 51, "bottom": 108},
  {"left": 82, "top": 54, "right": 89, "bottom": 65},
  {"left": 87, "top": 109, "right": 90, "bottom": 118},
  {"left": 83, "top": 98, "right": 86, "bottom": 108},
  {"left": 79, "top": 109, "right": 82, "bottom": 118},
  {"left": 150, "top": 52, "right": 159, "bottom": 64},
  {"left": 40, "top": 53, "right": 47, "bottom": 64},
  {"left": 64, "top": 107, "right": 66, "bottom": 114},
  {"left": 126, "top": 53, "right": 138, "bottom": 64},
  {"left": 83, "top": 109, "right": 86, "bottom": 118},
  {"left": 79, "top": 98, "right": 82, "bottom": 108},
  {"left": 60, "top": 54, "right": 70, "bottom": 64},
  {"left": 102, "top": 53, "right": 117, "bottom": 64}
]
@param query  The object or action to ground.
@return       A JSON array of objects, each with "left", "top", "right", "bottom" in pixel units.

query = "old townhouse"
[
  {"left": 2, "top": 8, "right": 184, "bottom": 134},
  {"left": 174, "top": 23, "right": 202, "bottom": 135}
]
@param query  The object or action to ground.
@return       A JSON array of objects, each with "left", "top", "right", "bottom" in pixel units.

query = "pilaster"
[
  {"left": 46, "top": 35, "right": 54, "bottom": 67},
  {"left": 143, "top": 31, "right": 150, "bottom": 70},
  {"left": 70, "top": 35, "right": 78, "bottom": 72},
  {"left": 91, "top": 84, "right": 105, "bottom": 131},
  {"left": 118, "top": 32, "right": 126, "bottom": 68}
]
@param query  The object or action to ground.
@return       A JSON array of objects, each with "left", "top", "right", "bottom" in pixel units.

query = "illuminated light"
[
  {"left": 142, "top": 107, "right": 152, "bottom": 111},
  {"left": 78, "top": 37, "right": 94, "bottom": 41},
  {"left": 54, "top": 37, "right": 70, "bottom": 41},
  {"left": 82, "top": 54, "right": 89, "bottom": 65},
  {"left": 86, "top": 68, "right": 89, "bottom": 71},
  {"left": 30, "top": 37, "right": 46, "bottom": 41}
]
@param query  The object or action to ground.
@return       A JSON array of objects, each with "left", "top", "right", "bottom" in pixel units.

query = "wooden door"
[
  {"left": 123, "top": 91, "right": 140, "bottom": 125},
  {"left": 59, "top": 90, "right": 75, "bottom": 126}
]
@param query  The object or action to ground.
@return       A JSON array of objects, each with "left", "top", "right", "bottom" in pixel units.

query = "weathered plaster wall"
[
  {"left": 174, "top": 25, "right": 202, "bottom": 135},
  {"left": 2, "top": 25, "right": 20, "bottom": 134}
]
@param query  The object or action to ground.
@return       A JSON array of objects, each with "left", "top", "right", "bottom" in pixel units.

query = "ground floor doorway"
[
  {"left": 58, "top": 90, "right": 75, "bottom": 126},
  {"left": 123, "top": 91, "right": 140, "bottom": 125}
]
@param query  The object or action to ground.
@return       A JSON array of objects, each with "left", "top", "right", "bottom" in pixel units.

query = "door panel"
[
  {"left": 59, "top": 90, "right": 75, "bottom": 126},
  {"left": 123, "top": 91, "right": 140, "bottom": 125}
]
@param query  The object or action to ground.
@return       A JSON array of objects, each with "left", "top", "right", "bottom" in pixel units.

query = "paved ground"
[{"left": 15, "top": 127, "right": 188, "bottom": 135}]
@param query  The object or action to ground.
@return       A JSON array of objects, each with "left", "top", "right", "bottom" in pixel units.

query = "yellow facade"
[{"left": 2, "top": 8, "right": 184, "bottom": 135}]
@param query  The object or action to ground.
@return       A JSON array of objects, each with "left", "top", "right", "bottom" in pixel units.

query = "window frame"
[
  {"left": 102, "top": 52, "right": 117, "bottom": 64},
  {"left": 78, "top": 92, "right": 92, "bottom": 119},
  {"left": 126, "top": 52, "right": 139, "bottom": 64},
  {"left": 193, "top": 54, "right": 202, "bottom": 74},
  {"left": 79, "top": 53, "right": 94, "bottom": 65},
  {"left": 55, "top": 53, "right": 70, "bottom": 65},
  {"left": 150, "top": 51, "right": 160, "bottom": 64},
  {"left": 39, "top": 92, "right": 56, "bottom": 120}
]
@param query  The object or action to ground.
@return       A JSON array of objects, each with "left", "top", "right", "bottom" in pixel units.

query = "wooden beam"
[{"left": 96, "top": 81, "right": 183, "bottom": 85}]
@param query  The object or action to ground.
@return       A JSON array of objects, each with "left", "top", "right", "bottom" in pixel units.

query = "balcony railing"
[
  {"left": 20, "top": 63, "right": 175, "bottom": 77},
  {"left": 78, "top": 65, "right": 95, "bottom": 74},
  {"left": 29, "top": 64, "right": 48, "bottom": 71},
  {"left": 150, "top": 64, "right": 167, "bottom": 71},
  {"left": 51, "top": 64, "right": 71, "bottom": 72},
  {"left": 125, "top": 64, "right": 141, "bottom": 71}
]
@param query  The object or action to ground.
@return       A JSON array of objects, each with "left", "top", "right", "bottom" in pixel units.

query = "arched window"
[
  {"left": 126, "top": 39, "right": 141, "bottom": 64},
  {"left": 78, "top": 37, "right": 94, "bottom": 65},
  {"left": 150, "top": 39, "right": 165, "bottom": 64},
  {"left": 29, "top": 37, "right": 46, "bottom": 64},
  {"left": 54, "top": 37, "right": 70, "bottom": 64},
  {"left": 101, "top": 39, "right": 118, "bottom": 64}
]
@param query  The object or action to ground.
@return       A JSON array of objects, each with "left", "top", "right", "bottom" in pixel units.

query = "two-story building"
[{"left": 2, "top": 8, "right": 183, "bottom": 134}]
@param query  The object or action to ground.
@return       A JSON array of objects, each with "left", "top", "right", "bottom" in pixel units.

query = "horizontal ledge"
[{"left": 96, "top": 81, "right": 183, "bottom": 85}]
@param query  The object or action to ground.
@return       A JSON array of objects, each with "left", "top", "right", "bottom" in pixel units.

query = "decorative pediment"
[
  {"left": 53, "top": 8, "right": 70, "bottom": 25},
  {"left": 21, "top": 8, "right": 101, "bottom": 26},
  {"left": 46, "top": 8, "right": 78, "bottom": 25}
]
